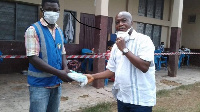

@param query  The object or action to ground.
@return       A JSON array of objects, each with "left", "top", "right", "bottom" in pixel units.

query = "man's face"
[
  {"left": 42, "top": 2, "right": 60, "bottom": 13},
  {"left": 115, "top": 13, "right": 132, "bottom": 32}
]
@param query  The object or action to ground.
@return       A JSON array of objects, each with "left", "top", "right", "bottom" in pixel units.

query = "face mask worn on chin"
[
  {"left": 116, "top": 28, "right": 132, "bottom": 42},
  {"left": 43, "top": 11, "right": 59, "bottom": 24}
]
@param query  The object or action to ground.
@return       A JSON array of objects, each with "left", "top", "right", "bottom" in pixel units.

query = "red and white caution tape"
[
  {"left": 0, "top": 54, "right": 110, "bottom": 59},
  {"left": 0, "top": 55, "right": 27, "bottom": 59},
  {"left": 154, "top": 52, "right": 200, "bottom": 56},
  {"left": 66, "top": 54, "right": 109, "bottom": 59},
  {"left": 1, "top": 52, "right": 200, "bottom": 59}
]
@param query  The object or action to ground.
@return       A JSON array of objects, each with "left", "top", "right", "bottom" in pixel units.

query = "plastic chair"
[
  {"left": 154, "top": 50, "right": 168, "bottom": 70},
  {"left": 178, "top": 54, "right": 185, "bottom": 68},
  {"left": 160, "top": 56, "right": 168, "bottom": 70},
  {"left": 154, "top": 50, "right": 161, "bottom": 70},
  {"left": 104, "top": 59, "right": 109, "bottom": 86},
  {"left": 81, "top": 49, "right": 93, "bottom": 73},
  {"left": 104, "top": 78, "right": 109, "bottom": 86},
  {"left": 0, "top": 51, "right": 3, "bottom": 63},
  {"left": 81, "top": 49, "right": 92, "bottom": 55},
  {"left": 154, "top": 56, "right": 160, "bottom": 71},
  {"left": 186, "top": 55, "right": 190, "bottom": 66},
  {"left": 110, "top": 34, "right": 117, "bottom": 42}
]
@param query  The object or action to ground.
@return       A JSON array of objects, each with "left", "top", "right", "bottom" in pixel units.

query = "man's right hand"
[
  {"left": 84, "top": 74, "right": 94, "bottom": 83},
  {"left": 59, "top": 70, "right": 73, "bottom": 82}
]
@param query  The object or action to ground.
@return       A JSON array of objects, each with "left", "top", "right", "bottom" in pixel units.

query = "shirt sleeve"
[
  {"left": 25, "top": 26, "right": 40, "bottom": 56},
  {"left": 137, "top": 35, "right": 155, "bottom": 62},
  {"left": 106, "top": 44, "right": 117, "bottom": 72}
]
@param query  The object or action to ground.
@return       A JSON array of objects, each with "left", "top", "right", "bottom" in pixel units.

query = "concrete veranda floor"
[{"left": 0, "top": 65, "right": 200, "bottom": 112}]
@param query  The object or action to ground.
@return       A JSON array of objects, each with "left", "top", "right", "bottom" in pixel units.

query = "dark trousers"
[{"left": 117, "top": 100, "right": 152, "bottom": 112}]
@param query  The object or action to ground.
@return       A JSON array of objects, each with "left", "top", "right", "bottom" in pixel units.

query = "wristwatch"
[{"left": 122, "top": 48, "right": 129, "bottom": 55}]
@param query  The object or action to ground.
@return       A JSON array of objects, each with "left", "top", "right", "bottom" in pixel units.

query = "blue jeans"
[
  {"left": 117, "top": 100, "right": 152, "bottom": 112},
  {"left": 29, "top": 86, "right": 62, "bottom": 112}
]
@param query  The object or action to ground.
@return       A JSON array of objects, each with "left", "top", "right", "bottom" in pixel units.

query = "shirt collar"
[
  {"left": 129, "top": 29, "right": 136, "bottom": 40},
  {"left": 40, "top": 18, "right": 58, "bottom": 28}
]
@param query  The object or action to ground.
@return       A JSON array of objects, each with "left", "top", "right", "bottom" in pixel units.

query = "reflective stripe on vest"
[
  {"left": 57, "top": 28, "right": 64, "bottom": 43},
  {"left": 28, "top": 22, "right": 64, "bottom": 78}
]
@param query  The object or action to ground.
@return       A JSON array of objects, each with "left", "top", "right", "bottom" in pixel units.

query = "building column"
[
  {"left": 92, "top": 0, "right": 109, "bottom": 88},
  {"left": 168, "top": 0, "right": 183, "bottom": 77}
]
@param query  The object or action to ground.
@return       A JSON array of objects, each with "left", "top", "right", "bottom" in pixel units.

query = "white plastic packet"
[
  {"left": 116, "top": 27, "right": 132, "bottom": 42},
  {"left": 116, "top": 31, "right": 130, "bottom": 41},
  {"left": 67, "top": 70, "right": 88, "bottom": 87}
]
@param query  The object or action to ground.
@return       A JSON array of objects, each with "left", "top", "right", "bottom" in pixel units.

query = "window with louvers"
[
  {"left": 138, "top": 0, "right": 146, "bottom": 17},
  {"left": 138, "top": 0, "right": 164, "bottom": 20},
  {"left": 16, "top": 4, "right": 38, "bottom": 41},
  {"left": 0, "top": 2, "right": 15, "bottom": 40},
  {"left": 136, "top": 23, "right": 161, "bottom": 47},
  {"left": 155, "top": 0, "right": 164, "bottom": 19},
  {"left": 0, "top": 1, "right": 38, "bottom": 41},
  {"left": 137, "top": 0, "right": 164, "bottom": 47},
  {"left": 152, "top": 25, "right": 161, "bottom": 47},
  {"left": 145, "top": 24, "right": 153, "bottom": 38},
  {"left": 147, "top": 0, "right": 155, "bottom": 18},
  {"left": 136, "top": 23, "right": 145, "bottom": 34}
]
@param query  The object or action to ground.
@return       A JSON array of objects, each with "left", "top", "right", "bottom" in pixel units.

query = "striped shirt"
[
  {"left": 106, "top": 29, "right": 156, "bottom": 106},
  {"left": 25, "top": 18, "right": 66, "bottom": 56}
]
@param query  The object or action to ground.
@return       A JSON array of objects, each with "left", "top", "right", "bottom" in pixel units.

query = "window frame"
[{"left": 0, "top": 1, "right": 39, "bottom": 41}]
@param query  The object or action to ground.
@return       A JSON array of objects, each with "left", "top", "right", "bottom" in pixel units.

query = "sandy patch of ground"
[
  {"left": 160, "top": 79, "right": 182, "bottom": 86},
  {"left": 1, "top": 66, "right": 200, "bottom": 112}
]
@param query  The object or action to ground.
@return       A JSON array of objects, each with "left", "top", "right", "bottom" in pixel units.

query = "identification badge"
[{"left": 57, "top": 43, "right": 61, "bottom": 49}]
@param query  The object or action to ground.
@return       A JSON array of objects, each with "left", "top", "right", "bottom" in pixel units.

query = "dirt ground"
[{"left": 1, "top": 66, "right": 200, "bottom": 112}]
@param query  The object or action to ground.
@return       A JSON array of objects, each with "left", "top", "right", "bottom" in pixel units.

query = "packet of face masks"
[
  {"left": 116, "top": 27, "right": 132, "bottom": 42},
  {"left": 67, "top": 70, "right": 88, "bottom": 87}
]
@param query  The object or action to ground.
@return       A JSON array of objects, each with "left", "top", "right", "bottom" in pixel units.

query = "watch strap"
[{"left": 122, "top": 48, "right": 129, "bottom": 55}]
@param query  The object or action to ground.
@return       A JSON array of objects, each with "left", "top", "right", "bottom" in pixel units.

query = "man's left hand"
[{"left": 116, "top": 37, "right": 126, "bottom": 51}]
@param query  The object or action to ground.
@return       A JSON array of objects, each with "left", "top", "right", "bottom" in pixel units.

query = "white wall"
[{"left": 182, "top": 0, "right": 200, "bottom": 49}]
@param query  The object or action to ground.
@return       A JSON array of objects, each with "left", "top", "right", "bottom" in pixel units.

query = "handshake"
[{"left": 67, "top": 70, "right": 94, "bottom": 87}]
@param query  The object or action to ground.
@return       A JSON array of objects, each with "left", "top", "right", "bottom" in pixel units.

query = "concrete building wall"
[
  {"left": 15, "top": 0, "right": 40, "bottom": 4},
  {"left": 129, "top": 0, "right": 172, "bottom": 48},
  {"left": 107, "top": 0, "right": 172, "bottom": 48},
  {"left": 61, "top": 0, "right": 95, "bottom": 44},
  {"left": 14, "top": 0, "right": 95, "bottom": 44},
  {"left": 0, "top": 0, "right": 185, "bottom": 73},
  {"left": 182, "top": 0, "right": 200, "bottom": 49},
  {"left": 13, "top": 0, "right": 172, "bottom": 47},
  {"left": 108, "top": 0, "right": 126, "bottom": 32}
]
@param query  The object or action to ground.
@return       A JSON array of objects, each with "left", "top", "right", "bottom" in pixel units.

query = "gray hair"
[{"left": 118, "top": 11, "right": 132, "bottom": 21}]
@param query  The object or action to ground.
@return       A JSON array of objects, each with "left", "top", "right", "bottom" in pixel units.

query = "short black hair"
[
  {"left": 42, "top": 0, "right": 60, "bottom": 8},
  {"left": 181, "top": 46, "right": 185, "bottom": 48}
]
